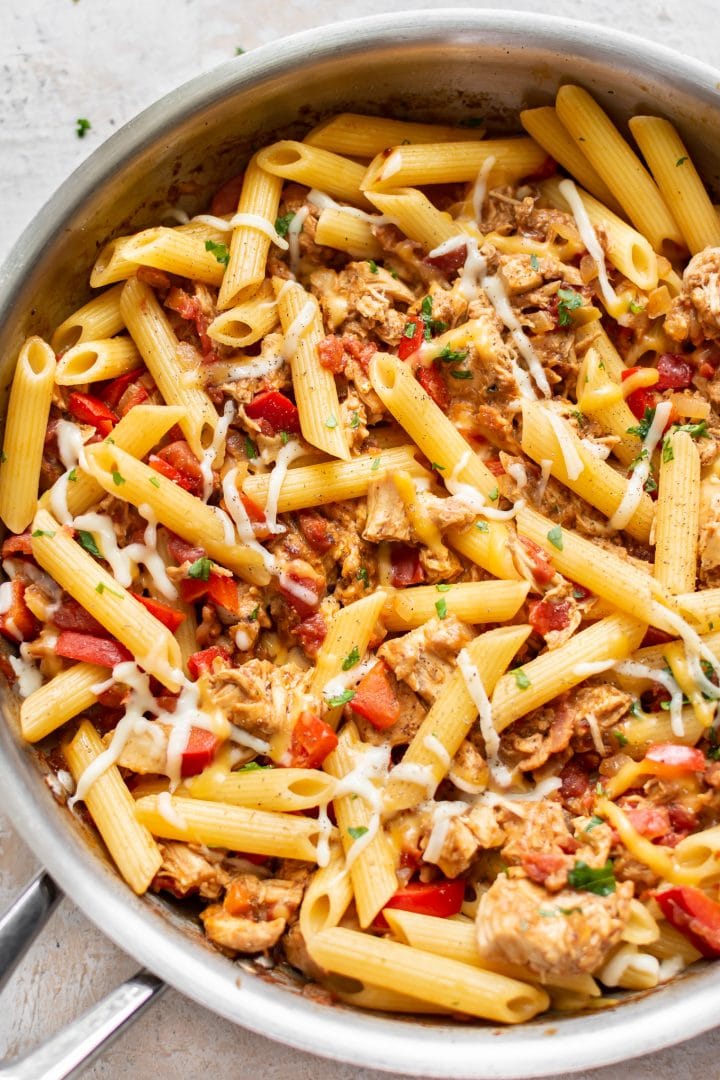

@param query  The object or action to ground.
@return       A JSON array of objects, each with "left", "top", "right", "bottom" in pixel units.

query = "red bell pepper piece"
[
  {"left": 390, "top": 544, "right": 424, "bottom": 587},
  {"left": 55, "top": 630, "right": 132, "bottom": 667},
  {"left": 289, "top": 711, "right": 338, "bottom": 769},
  {"left": 424, "top": 244, "right": 468, "bottom": 274},
  {"left": 98, "top": 368, "right": 145, "bottom": 410},
  {"left": 654, "top": 886, "right": 720, "bottom": 957},
  {"left": 376, "top": 880, "right": 466, "bottom": 928},
  {"left": 152, "top": 441, "right": 204, "bottom": 496},
  {"left": 518, "top": 536, "right": 555, "bottom": 585},
  {"left": 179, "top": 577, "right": 209, "bottom": 605},
  {"left": 53, "top": 597, "right": 109, "bottom": 637},
  {"left": 131, "top": 593, "right": 186, "bottom": 632},
  {"left": 0, "top": 580, "right": 38, "bottom": 642},
  {"left": 317, "top": 335, "right": 346, "bottom": 374},
  {"left": 148, "top": 454, "right": 191, "bottom": 490},
  {"left": 207, "top": 573, "right": 240, "bottom": 614},
  {"left": 656, "top": 354, "right": 693, "bottom": 391},
  {"left": 351, "top": 660, "right": 400, "bottom": 730},
  {"left": 644, "top": 743, "right": 707, "bottom": 778},
  {"left": 67, "top": 391, "right": 117, "bottom": 437},
  {"left": 278, "top": 571, "right": 323, "bottom": 619},
  {"left": 180, "top": 727, "right": 219, "bottom": 777},
  {"left": 187, "top": 645, "right": 231, "bottom": 680},
  {"left": 620, "top": 368, "right": 658, "bottom": 422},
  {"left": 398, "top": 315, "right": 424, "bottom": 360},
  {"left": 245, "top": 390, "right": 301, "bottom": 435},
  {"left": 416, "top": 364, "right": 450, "bottom": 411}
]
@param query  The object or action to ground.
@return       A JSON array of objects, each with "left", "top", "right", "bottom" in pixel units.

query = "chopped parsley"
[
  {"left": 274, "top": 212, "right": 295, "bottom": 238},
  {"left": 0, "top": 451, "right": 6, "bottom": 463},
  {"left": 111, "top": 470, "right": 125, "bottom": 486},
  {"left": 567, "top": 859, "right": 616, "bottom": 896},
  {"left": 614, "top": 729, "right": 629, "bottom": 746},
  {"left": 435, "top": 597, "right": 448, "bottom": 619},
  {"left": 626, "top": 406, "right": 655, "bottom": 440},
  {"left": 403, "top": 322, "right": 417, "bottom": 339},
  {"left": 238, "top": 761, "right": 273, "bottom": 772},
  {"left": 77, "top": 530, "right": 101, "bottom": 557},
  {"left": 31, "top": 528, "right": 55, "bottom": 539},
  {"left": 644, "top": 473, "right": 657, "bottom": 494},
  {"left": 475, "top": 520, "right": 489, "bottom": 532},
  {"left": 419, "top": 295, "right": 447, "bottom": 341},
  {"left": 357, "top": 566, "right": 369, "bottom": 587},
  {"left": 530, "top": 254, "right": 541, "bottom": 271},
  {"left": 584, "top": 816, "right": 604, "bottom": 833},
  {"left": 328, "top": 689, "right": 356, "bottom": 708},
  {"left": 431, "top": 461, "right": 445, "bottom": 472},
  {"left": 188, "top": 556, "right": 212, "bottom": 581},
  {"left": 280, "top": 430, "right": 289, "bottom": 445},
  {"left": 68, "top": 468, "right": 78, "bottom": 482},
  {"left": 350, "top": 412, "right": 360, "bottom": 429},
  {"left": 245, "top": 436, "right": 258, "bottom": 459},
  {"left": 557, "top": 287, "right": 583, "bottom": 327},
  {"left": 76, "top": 118, "right": 91, "bottom": 138},
  {"left": 628, "top": 300, "right": 645, "bottom": 315},
  {"left": 95, "top": 582, "right": 124, "bottom": 598},
  {"left": 204, "top": 239, "right": 230, "bottom": 266},
  {"left": 367, "top": 259, "right": 379, "bottom": 273},
  {"left": 149, "top": 476, "right": 160, "bottom": 488},
  {"left": 487, "top": 486, "right": 498, "bottom": 502},
  {"left": 348, "top": 826, "right": 368, "bottom": 841},
  {"left": 539, "top": 906, "right": 582, "bottom": 917},
  {"left": 235, "top": 46, "right": 246, "bottom": 55},
  {"left": 325, "top": 414, "right": 338, "bottom": 429},
  {"left": 371, "top": 456, "right": 382, "bottom": 471},
  {"left": 513, "top": 668, "right": 531, "bottom": 690},
  {"left": 663, "top": 439, "right": 674, "bottom": 464},
  {"left": 248, "top": 606, "right": 259, "bottom": 622},
  {"left": 450, "top": 369, "right": 473, "bottom": 380},
  {"left": 438, "top": 345, "right": 469, "bottom": 364},
  {"left": 342, "top": 646, "right": 361, "bottom": 671},
  {"left": 676, "top": 156, "right": 689, "bottom": 166},
  {"left": 672, "top": 420, "right": 708, "bottom": 439},
  {"left": 570, "top": 409, "right": 585, "bottom": 426},
  {"left": 547, "top": 524, "right": 563, "bottom": 550},
  {"left": 435, "top": 583, "right": 451, "bottom": 592}
]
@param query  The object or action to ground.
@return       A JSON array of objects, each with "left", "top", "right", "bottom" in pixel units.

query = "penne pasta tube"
[
  {"left": 39, "top": 404, "right": 187, "bottom": 519},
  {"left": 614, "top": 707, "right": 706, "bottom": 753},
  {"left": 576, "top": 345, "right": 642, "bottom": 467},
  {"left": 490, "top": 613, "right": 647, "bottom": 733},
  {"left": 119, "top": 228, "right": 226, "bottom": 286},
  {"left": 519, "top": 106, "right": 622, "bottom": 213},
  {"left": 0, "top": 337, "right": 55, "bottom": 533},
  {"left": 31, "top": 508, "right": 183, "bottom": 690},
  {"left": 361, "top": 138, "right": 548, "bottom": 191},
  {"left": 310, "top": 591, "right": 388, "bottom": 726},
  {"left": 597, "top": 944, "right": 660, "bottom": 990},
  {"left": 256, "top": 142, "right": 371, "bottom": 209},
  {"left": 51, "top": 284, "right": 126, "bottom": 352},
  {"left": 83, "top": 442, "right": 269, "bottom": 584},
  {"left": 217, "top": 155, "right": 283, "bottom": 309},
  {"left": 369, "top": 352, "right": 518, "bottom": 580},
  {"left": 206, "top": 279, "right": 278, "bottom": 347},
  {"left": 186, "top": 766, "right": 335, "bottom": 812},
  {"left": 273, "top": 278, "right": 350, "bottom": 461},
  {"left": 646, "top": 920, "right": 702, "bottom": 965},
  {"left": 383, "top": 625, "right": 530, "bottom": 814},
  {"left": 314, "top": 209, "right": 383, "bottom": 260},
  {"left": 673, "top": 587, "right": 720, "bottom": 633},
  {"left": 383, "top": 580, "right": 529, "bottom": 631},
  {"left": 64, "top": 720, "right": 162, "bottom": 894},
  {"left": 364, "top": 188, "right": 465, "bottom": 251},
  {"left": 672, "top": 824, "right": 720, "bottom": 886},
  {"left": 540, "top": 178, "right": 658, "bottom": 292},
  {"left": 629, "top": 116, "right": 720, "bottom": 254},
  {"left": 120, "top": 277, "right": 218, "bottom": 457},
  {"left": 332, "top": 984, "right": 451, "bottom": 1014},
  {"left": 555, "top": 85, "right": 684, "bottom": 253},
  {"left": 21, "top": 662, "right": 107, "bottom": 743},
  {"left": 54, "top": 336, "right": 142, "bottom": 385},
  {"left": 299, "top": 840, "right": 353, "bottom": 940},
  {"left": 520, "top": 401, "right": 654, "bottom": 543},
  {"left": 621, "top": 899, "right": 661, "bottom": 946},
  {"left": 242, "top": 445, "right": 427, "bottom": 513},
  {"left": 134, "top": 794, "right": 322, "bottom": 861},
  {"left": 654, "top": 429, "right": 700, "bottom": 594},
  {"left": 308, "top": 928, "right": 550, "bottom": 1023},
  {"left": 304, "top": 113, "right": 486, "bottom": 157}
]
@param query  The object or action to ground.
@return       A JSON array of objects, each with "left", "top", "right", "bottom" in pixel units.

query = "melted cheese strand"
[
  {"left": 610, "top": 400, "right": 671, "bottom": 531},
  {"left": 615, "top": 658, "right": 684, "bottom": 736},
  {"left": 558, "top": 178, "right": 621, "bottom": 313},
  {"left": 546, "top": 411, "right": 585, "bottom": 481},
  {"left": 457, "top": 646, "right": 513, "bottom": 788},
  {"left": 263, "top": 440, "right": 305, "bottom": 534}
]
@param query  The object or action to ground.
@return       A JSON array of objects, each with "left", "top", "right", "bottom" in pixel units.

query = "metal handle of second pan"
[{"left": 0, "top": 872, "right": 165, "bottom": 1080}]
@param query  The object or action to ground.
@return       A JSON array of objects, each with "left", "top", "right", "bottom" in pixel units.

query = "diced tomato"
[
  {"left": 166, "top": 532, "right": 205, "bottom": 565},
  {"left": 654, "top": 886, "right": 720, "bottom": 958},
  {"left": 293, "top": 611, "right": 327, "bottom": 657},
  {"left": 136, "top": 266, "right": 172, "bottom": 291},
  {"left": 342, "top": 335, "right": 376, "bottom": 372},
  {"left": 147, "top": 454, "right": 193, "bottom": 491},
  {"left": 317, "top": 334, "right": 346, "bottom": 374},
  {"left": 297, "top": 510, "right": 333, "bottom": 553},
  {"left": 398, "top": 315, "right": 424, "bottom": 360},
  {"left": 187, "top": 645, "right": 232, "bottom": 680},
  {"left": 206, "top": 573, "right": 240, "bottom": 614},
  {"left": 528, "top": 597, "right": 572, "bottom": 637},
  {"left": 240, "top": 493, "right": 267, "bottom": 526},
  {"left": 278, "top": 571, "right": 323, "bottom": 618},
  {"left": 559, "top": 757, "right": 593, "bottom": 802},
  {"left": 378, "top": 880, "right": 465, "bottom": 927},
  {"left": 116, "top": 380, "right": 150, "bottom": 416},
  {"left": 165, "top": 287, "right": 201, "bottom": 322},
  {"left": 644, "top": 743, "right": 707, "bottom": 778},
  {"left": 485, "top": 456, "right": 505, "bottom": 477},
  {"left": 245, "top": 390, "right": 301, "bottom": 435},
  {"left": 53, "top": 597, "right": 109, "bottom": 637},
  {"left": 180, "top": 726, "right": 219, "bottom": 777},
  {"left": 424, "top": 244, "right": 467, "bottom": 274},
  {"left": 1, "top": 533, "right": 34, "bottom": 558},
  {"left": 0, "top": 580, "right": 38, "bottom": 642},
  {"left": 289, "top": 711, "right": 338, "bottom": 769},
  {"left": 153, "top": 441, "right": 204, "bottom": 496},
  {"left": 67, "top": 391, "right": 117, "bottom": 437},
  {"left": 417, "top": 364, "right": 450, "bottom": 411},
  {"left": 656, "top": 353, "right": 693, "bottom": 391},
  {"left": 623, "top": 802, "right": 672, "bottom": 840},
  {"left": 518, "top": 536, "right": 555, "bottom": 586},
  {"left": 390, "top": 544, "right": 425, "bottom": 587},
  {"left": 521, "top": 852, "right": 567, "bottom": 885},
  {"left": 351, "top": 660, "right": 400, "bottom": 730},
  {"left": 131, "top": 594, "right": 186, "bottom": 632},
  {"left": 626, "top": 385, "right": 658, "bottom": 422},
  {"left": 211, "top": 173, "right": 245, "bottom": 216},
  {"left": 55, "top": 630, "right": 132, "bottom": 667},
  {"left": 179, "top": 578, "right": 208, "bottom": 604},
  {"left": 98, "top": 368, "right": 146, "bottom": 410}
]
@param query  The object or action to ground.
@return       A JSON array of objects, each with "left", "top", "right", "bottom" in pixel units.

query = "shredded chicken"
[
  {"left": 378, "top": 615, "right": 474, "bottom": 702},
  {"left": 153, "top": 842, "right": 229, "bottom": 900},
  {"left": 200, "top": 873, "right": 304, "bottom": 955},
  {"left": 666, "top": 247, "right": 720, "bottom": 344},
  {"left": 206, "top": 658, "right": 314, "bottom": 741}
]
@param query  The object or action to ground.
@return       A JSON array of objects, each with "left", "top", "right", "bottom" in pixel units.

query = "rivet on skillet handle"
[{"left": 0, "top": 873, "right": 166, "bottom": 1080}]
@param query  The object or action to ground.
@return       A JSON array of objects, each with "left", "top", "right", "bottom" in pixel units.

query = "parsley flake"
[
  {"left": 547, "top": 525, "right": 563, "bottom": 550},
  {"left": 348, "top": 826, "right": 368, "bottom": 841},
  {"left": 205, "top": 239, "right": 230, "bottom": 266},
  {"left": 274, "top": 212, "right": 295, "bottom": 238},
  {"left": 371, "top": 456, "right": 382, "bottom": 471},
  {"left": 557, "top": 287, "right": 583, "bottom": 327},
  {"left": 188, "top": 556, "right": 212, "bottom": 581},
  {"left": 438, "top": 345, "right": 469, "bottom": 364},
  {"left": 450, "top": 369, "right": 473, "bottom": 380},
  {"left": 280, "top": 430, "right": 289, "bottom": 445},
  {"left": 475, "top": 520, "right": 489, "bottom": 532},
  {"left": 325, "top": 414, "right": 338, "bottom": 429},
  {"left": 238, "top": 761, "right": 273, "bottom": 772},
  {"left": 663, "top": 439, "right": 674, "bottom": 464},
  {"left": 403, "top": 322, "right": 417, "bottom": 339},
  {"left": 68, "top": 468, "right": 78, "bottom": 482},
  {"left": 487, "top": 486, "right": 498, "bottom": 501},
  {"left": 367, "top": 259, "right": 379, "bottom": 273},
  {"left": 435, "top": 583, "right": 451, "bottom": 592},
  {"left": 676, "top": 156, "right": 689, "bottom": 166},
  {"left": 530, "top": 254, "right": 540, "bottom": 271},
  {"left": 111, "top": 470, "right": 125, "bottom": 486},
  {"left": 628, "top": 300, "right": 645, "bottom": 315},
  {"left": 614, "top": 729, "right": 629, "bottom": 746},
  {"left": 77, "top": 530, "right": 101, "bottom": 557},
  {"left": 431, "top": 461, "right": 445, "bottom": 471},
  {"left": 76, "top": 118, "right": 91, "bottom": 138},
  {"left": 235, "top": 46, "right": 246, "bottom": 55},
  {"left": 342, "top": 646, "right": 361, "bottom": 671},
  {"left": 513, "top": 668, "right": 531, "bottom": 690},
  {"left": 149, "top": 476, "right": 160, "bottom": 488},
  {"left": 626, "top": 406, "right": 655, "bottom": 440},
  {"left": 584, "top": 816, "right": 604, "bottom": 832},
  {"left": 567, "top": 860, "right": 616, "bottom": 896},
  {"left": 31, "top": 528, "right": 55, "bottom": 539},
  {"left": 672, "top": 420, "right": 708, "bottom": 439},
  {"left": 350, "top": 412, "right": 360, "bottom": 429},
  {"left": 357, "top": 567, "right": 369, "bottom": 587},
  {"left": 245, "top": 436, "right": 258, "bottom": 459},
  {"left": 248, "top": 606, "right": 259, "bottom": 622},
  {"left": 328, "top": 689, "right": 355, "bottom": 708},
  {"left": 95, "top": 582, "right": 124, "bottom": 598},
  {"left": 435, "top": 597, "right": 448, "bottom": 619}
]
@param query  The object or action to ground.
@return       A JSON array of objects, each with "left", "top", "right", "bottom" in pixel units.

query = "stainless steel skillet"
[{"left": 1, "top": 10, "right": 720, "bottom": 1077}]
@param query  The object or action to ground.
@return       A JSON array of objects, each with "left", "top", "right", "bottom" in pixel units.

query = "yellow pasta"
[
  {"left": 187, "top": 765, "right": 335, "bottom": 812},
  {"left": 383, "top": 580, "right": 529, "bottom": 631},
  {"left": 310, "top": 591, "right": 388, "bottom": 725},
  {"left": 255, "top": 142, "right": 370, "bottom": 209},
  {"left": 621, "top": 899, "right": 661, "bottom": 946},
  {"left": 576, "top": 345, "right": 642, "bottom": 467},
  {"left": 0, "top": 337, "right": 55, "bottom": 533},
  {"left": 21, "top": 662, "right": 107, "bottom": 743},
  {"left": 64, "top": 720, "right": 162, "bottom": 894},
  {"left": 361, "top": 138, "right": 548, "bottom": 191},
  {"left": 119, "top": 227, "right": 227, "bottom": 286},
  {"left": 207, "top": 279, "right": 278, "bottom": 347},
  {"left": 51, "top": 284, "right": 126, "bottom": 352},
  {"left": 654, "top": 429, "right": 700, "bottom": 594},
  {"left": 299, "top": 839, "right": 353, "bottom": 940},
  {"left": 364, "top": 187, "right": 465, "bottom": 251},
  {"left": 629, "top": 116, "right": 720, "bottom": 254},
  {"left": 314, "top": 209, "right": 383, "bottom": 260},
  {"left": 217, "top": 156, "right": 283, "bottom": 309},
  {"left": 54, "top": 336, "right": 142, "bottom": 385},
  {"left": 304, "top": 113, "right": 485, "bottom": 157}
]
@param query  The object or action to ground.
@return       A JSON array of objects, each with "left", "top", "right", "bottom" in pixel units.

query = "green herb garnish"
[
  {"left": 530, "top": 254, "right": 540, "bottom": 271},
  {"left": 204, "top": 239, "right": 230, "bottom": 266},
  {"left": 111, "top": 470, "right": 125, "bottom": 486},
  {"left": 95, "top": 582, "right": 123, "bottom": 598},
  {"left": 31, "top": 528, "right": 55, "bottom": 539},
  {"left": 77, "top": 530, "right": 101, "bottom": 557},
  {"left": 557, "top": 287, "right": 583, "bottom": 327},
  {"left": 188, "top": 556, "right": 212, "bottom": 581},
  {"left": 367, "top": 260, "right": 379, "bottom": 273},
  {"left": 348, "top": 826, "right": 368, "bottom": 841},
  {"left": 275, "top": 212, "right": 295, "bottom": 238},
  {"left": 547, "top": 525, "right": 563, "bottom": 550},
  {"left": 342, "top": 646, "right": 361, "bottom": 671},
  {"left": 328, "top": 689, "right": 355, "bottom": 708},
  {"left": 245, "top": 436, "right": 258, "bottom": 459},
  {"left": 435, "top": 597, "right": 448, "bottom": 619},
  {"left": 567, "top": 860, "right": 616, "bottom": 896},
  {"left": 513, "top": 668, "right": 531, "bottom": 690},
  {"left": 76, "top": 118, "right": 91, "bottom": 138}
]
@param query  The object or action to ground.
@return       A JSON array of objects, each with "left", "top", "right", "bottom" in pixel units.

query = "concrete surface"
[{"left": 2, "top": 0, "right": 720, "bottom": 1076}]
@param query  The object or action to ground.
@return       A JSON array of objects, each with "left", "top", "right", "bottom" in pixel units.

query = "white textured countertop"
[{"left": 3, "top": 1, "right": 720, "bottom": 1076}]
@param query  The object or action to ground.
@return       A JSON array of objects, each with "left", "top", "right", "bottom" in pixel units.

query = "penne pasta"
[
  {"left": 207, "top": 279, "right": 278, "bottom": 347},
  {"left": 51, "top": 284, "right": 126, "bottom": 352},
  {"left": 187, "top": 765, "right": 335, "bottom": 812},
  {"left": 310, "top": 591, "right": 388, "bottom": 726},
  {"left": 383, "top": 580, "right": 529, "bottom": 631},
  {"left": 304, "top": 113, "right": 486, "bottom": 157},
  {"left": 217, "top": 155, "right": 283, "bottom": 309},
  {"left": 54, "top": 336, "right": 142, "bottom": 385},
  {"left": 364, "top": 187, "right": 465, "bottom": 251},
  {"left": 256, "top": 142, "right": 371, "bottom": 210},
  {"left": 654, "top": 429, "right": 700, "bottom": 594},
  {"left": 119, "top": 227, "right": 227, "bottom": 286},
  {"left": 21, "top": 662, "right": 107, "bottom": 743},
  {"left": 314, "top": 209, "right": 383, "bottom": 260},
  {"left": 361, "top": 138, "right": 548, "bottom": 191}
]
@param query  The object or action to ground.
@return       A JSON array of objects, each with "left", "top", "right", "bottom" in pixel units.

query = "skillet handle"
[{"left": 0, "top": 873, "right": 166, "bottom": 1080}]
